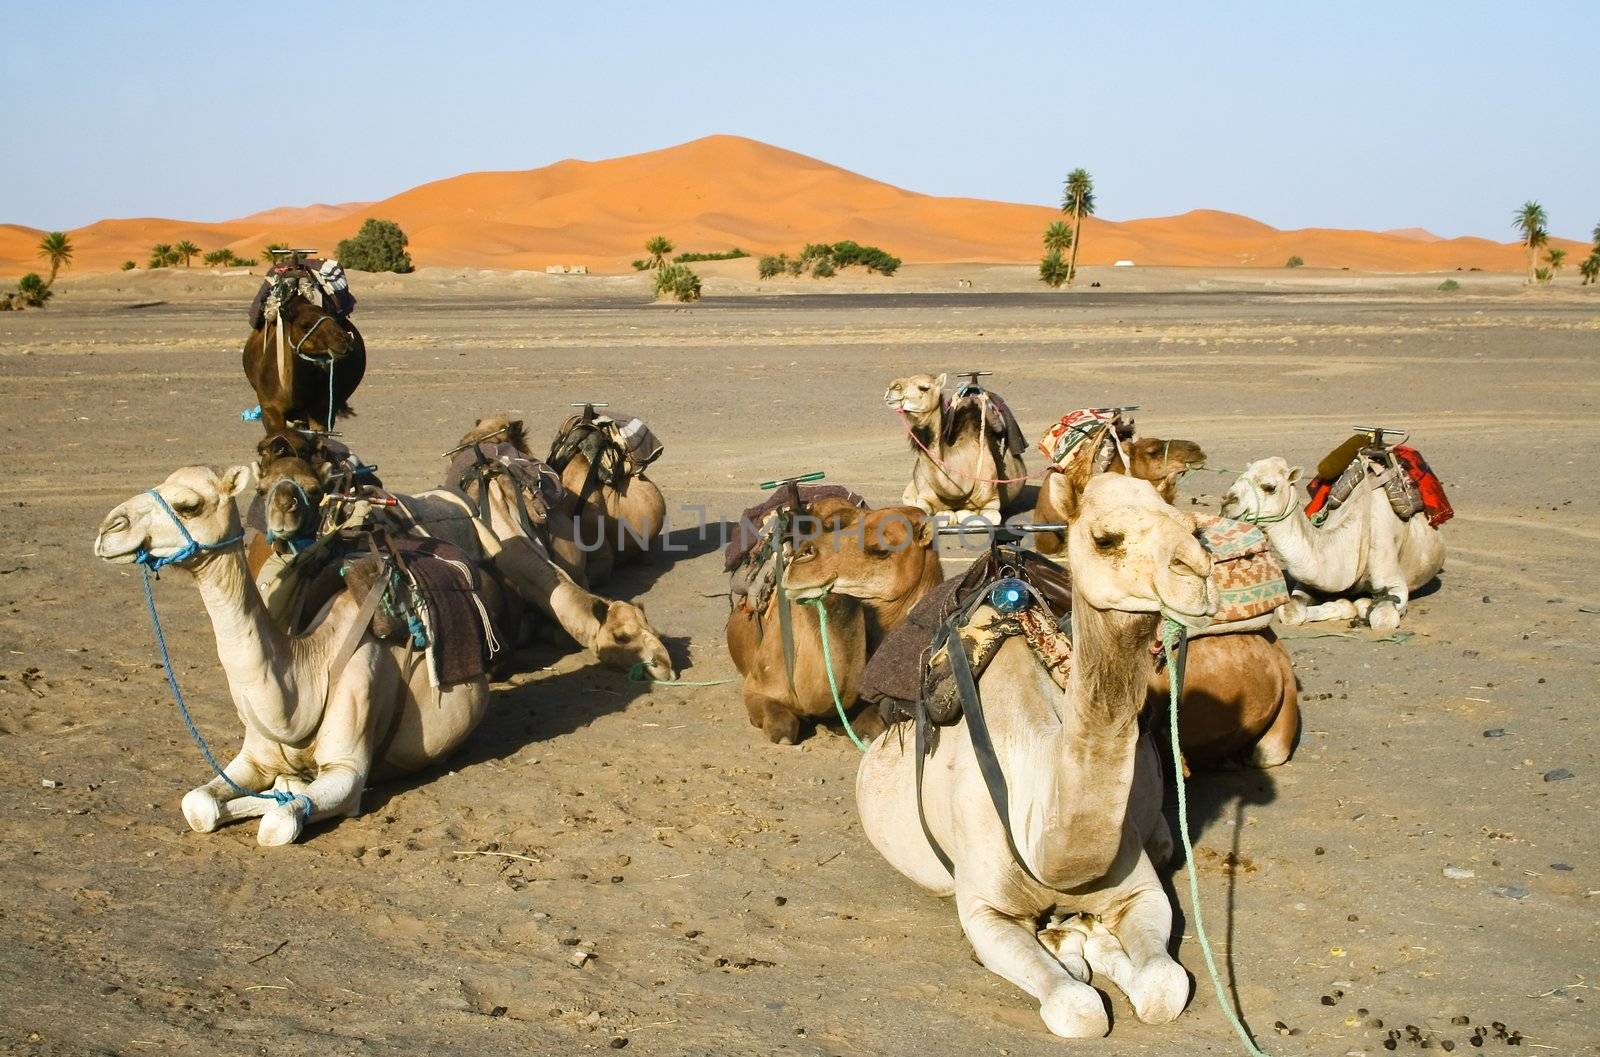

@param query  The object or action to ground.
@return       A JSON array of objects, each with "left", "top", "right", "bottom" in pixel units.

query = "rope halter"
[
  {"left": 262, "top": 476, "right": 318, "bottom": 550},
  {"left": 133, "top": 489, "right": 245, "bottom": 572}
]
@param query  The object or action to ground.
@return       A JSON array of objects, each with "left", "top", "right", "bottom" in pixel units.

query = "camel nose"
[{"left": 1170, "top": 535, "right": 1213, "bottom": 581}]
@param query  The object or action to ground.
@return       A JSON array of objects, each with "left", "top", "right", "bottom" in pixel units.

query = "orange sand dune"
[{"left": 0, "top": 135, "right": 1588, "bottom": 277}]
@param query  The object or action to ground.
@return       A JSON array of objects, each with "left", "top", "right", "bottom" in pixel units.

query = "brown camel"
[
  {"left": 544, "top": 409, "right": 666, "bottom": 584},
  {"left": 242, "top": 290, "right": 365, "bottom": 434},
  {"left": 1033, "top": 434, "right": 1207, "bottom": 555},
  {"left": 727, "top": 501, "right": 942, "bottom": 745}
]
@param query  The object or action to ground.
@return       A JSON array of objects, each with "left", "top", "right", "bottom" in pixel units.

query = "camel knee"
[
  {"left": 1248, "top": 695, "right": 1300, "bottom": 768},
  {"left": 182, "top": 788, "right": 223, "bottom": 833},
  {"left": 256, "top": 799, "right": 309, "bottom": 847},
  {"left": 1128, "top": 958, "right": 1190, "bottom": 1024},
  {"left": 848, "top": 703, "right": 887, "bottom": 743},
  {"left": 745, "top": 691, "right": 801, "bottom": 745}
]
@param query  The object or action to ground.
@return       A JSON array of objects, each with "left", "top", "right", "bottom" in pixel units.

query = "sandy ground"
[{"left": 1, "top": 270, "right": 1596, "bottom": 1056}]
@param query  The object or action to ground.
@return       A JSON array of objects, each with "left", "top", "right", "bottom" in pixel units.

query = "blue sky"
[{"left": 4, "top": 2, "right": 1596, "bottom": 239}]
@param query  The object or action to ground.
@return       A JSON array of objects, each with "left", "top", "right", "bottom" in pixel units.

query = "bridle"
[{"left": 133, "top": 490, "right": 244, "bottom": 572}]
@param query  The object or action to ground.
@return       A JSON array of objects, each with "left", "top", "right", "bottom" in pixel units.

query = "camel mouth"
[
  {"left": 93, "top": 523, "right": 144, "bottom": 564},
  {"left": 785, "top": 580, "right": 833, "bottom": 602}
]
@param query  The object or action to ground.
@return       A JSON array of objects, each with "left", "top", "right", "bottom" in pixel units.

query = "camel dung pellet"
[
  {"left": 1442, "top": 1042, "right": 1455, "bottom": 1052},
  {"left": 609, "top": 1037, "right": 628, "bottom": 1049},
  {"left": 1384, "top": 1041, "right": 1398, "bottom": 1051},
  {"left": 1368, "top": 1018, "right": 1385, "bottom": 1028},
  {"left": 1451, "top": 1016, "right": 1470, "bottom": 1026},
  {"left": 1321, "top": 995, "right": 1337, "bottom": 1006},
  {"left": 1358, "top": 1007, "right": 1370, "bottom": 1016}
]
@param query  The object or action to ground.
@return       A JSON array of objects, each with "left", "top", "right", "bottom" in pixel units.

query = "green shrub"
[
  {"left": 674, "top": 248, "right": 748, "bottom": 263},
  {"left": 785, "top": 257, "right": 804, "bottom": 277},
  {"left": 1533, "top": 266, "right": 1551, "bottom": 283},
  {"left": 654, "top": 263, "right": 702, "bottom": 302},
  {"left": 15, "top": 273, "right": 52, "bottom": 307},
  {"left": 757, "top": 254, "right": 788, "bottom": 279},
  {"left": 631, "top": 259, "right": 651, "bottom": 271},
  {"left": 120, "top": 260, "right": 136, "bottom": 271},
  {"left": 336, "top": 219, "right": 413, "bottom": 273},
  {"left": 1437, "top": 279, "right": 1461, "bottom": 292},
  {"left": 811, "top": 259, "right": 836, "bottom": 279},
  {"left": 148, "top": 243, "right": 179, "bottom": 268},
  {"left": 1285, "top": 255, "right": 1305, "bottom": 268},
  {"left": 1039, "top": 250, "right": 1070, "bottom": 288}
]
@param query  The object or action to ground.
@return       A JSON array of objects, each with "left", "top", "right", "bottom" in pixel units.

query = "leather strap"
[{"left": 326, "top": 558, "right": 393, "bottom": 707}]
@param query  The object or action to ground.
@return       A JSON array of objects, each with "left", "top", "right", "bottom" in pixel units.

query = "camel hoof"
[
  {"left": 257, "top": 804, "right": 305, "bottom": 847},
  {"left": 1275, "top": 599, "right": 1308, "bottom": 626},
  {"left": 181, "top": 789, "right": 222, "bottom": 833},
  {"left": 1040, "top": 983, "right": 1110, "bottom": 1038},
  {"left": 1130, "top": 959, "right": 1191, "bottom": 1024},
  {"left": 1368, "top": 602, "right": 1401, "bottom": 631}
]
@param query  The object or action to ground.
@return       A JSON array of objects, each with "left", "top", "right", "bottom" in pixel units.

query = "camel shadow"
[{"left": 586, "top": 518, "right": 731, "bottom": 602}]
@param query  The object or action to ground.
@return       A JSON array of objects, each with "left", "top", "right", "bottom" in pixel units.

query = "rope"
[
  {"left": 139, "top": 566, "right": 310, "bottom": 819},
  {"left": 1163, "top": 618, "right": 1268, "bottom": 1057},
  {"left": 626, "top": 663, "right": 736, "bottom": 687},
  {"left": 798, "top": 595, "right": 869, "bottom": 752},
  {"left": 897, "top": 408, "right": 1042, "bottom": 486}
]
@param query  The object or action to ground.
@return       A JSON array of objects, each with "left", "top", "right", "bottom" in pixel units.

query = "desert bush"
[
  {"left": 336, "top": 220, "right": 413, "bottom": 273},
  {"left": 120, "top": 260, "right": 136, "bottom": 271},
  {"left": 1437, "top": 279, "right": 1460, "bottom": 292},
  {"left": 674, "top": 248, "right": 748, "bottom": 263},
  {"left": 654, "top": 263, "right": 702, "bottom": 302},
  {"left": 15, "top": 273, "right": 52, "bottom": 307},
  {"left": 631, "top": 259, "right": 651, "bottom": 271},
  {"left": 1533, "top": 266, "right": 1551, "bottom": 283},
  {"left": 785, "top": 240, "right": 901, "bottom": 278},
  {"left": 1039, "top": 250, "right": 1070, "bottom": 288},
  {"left": 1285, "top": 255, "right": 1305, "bottom": 268},
  {"left": 811, "top": 259, "right": 836, "bottom": 279},
  {"left": 757, "top": 254, "right": 789, "bottom": 279}
]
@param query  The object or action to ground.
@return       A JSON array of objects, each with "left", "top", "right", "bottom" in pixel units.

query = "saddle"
[
  {"left": 940, "top": 387, "right": 1029, "bottom": 458},
  {"left": 1037, "top": 409, "right": 1136, "bottom": 475},
  {"left": 547, "top": 407, "right": 664, "bottom": 509},
  {"left": 725, "top": 485, "right": 870, "bottom": 623},
  {"left": 445, "top": 440, "right": 564, "bottom": 534},
  {"left": 1305, "top": 436, "right": 1453, "bottom": 528}
]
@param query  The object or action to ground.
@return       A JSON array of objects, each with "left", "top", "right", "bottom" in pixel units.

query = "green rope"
[
  {"left": 798, "top": 595, "right": 869, "bottom": 752},
  {"left": 1163, "top": 617, "right": 1270, "bottom": 1057},
  {"left": 626, "top": 663, "right": 736, "bottom": 687}
]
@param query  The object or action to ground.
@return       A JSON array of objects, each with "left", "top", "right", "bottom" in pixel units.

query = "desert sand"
[
  {"left": 1, "top": 270, "right": 1596, "bottom": 1056},
  {"left": 1, "top": 136, "right": 1588, "bottom": 276}
]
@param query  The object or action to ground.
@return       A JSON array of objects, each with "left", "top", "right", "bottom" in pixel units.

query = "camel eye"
[
  {"left": 1093, "top": 531, "right": 1123, "bottom": 552},
  {"left": 793, "top": 542, "right": 817, "bottom": 564},
  {"left": 1262, "top": 483, "right": 1277, "bottom": 494}
]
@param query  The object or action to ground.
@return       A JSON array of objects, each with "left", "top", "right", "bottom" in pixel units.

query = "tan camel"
[
  {"left": 728, "top": 502, "right": 941, "bottom": 744},
  {"left": 93, "top": 466, "right": 489, "bottom": 847},
  {"left": 885, "top": 373, "right": 1027, "bottom": 523},
  {"left": 854, "top": 475, "right": 1215, "bottom": 1037},
  {"left": 1033, "top": 433, "right": 1206, "bottom": 555},
  {"left": 542, "top": 412, "right": 666, "bottom": 584},
  {"left": 251, "top": 444, "right": 674, "bottom": 680},
  {"left": 1222, "top": 457, "right": 1445, "bottom": 629}
]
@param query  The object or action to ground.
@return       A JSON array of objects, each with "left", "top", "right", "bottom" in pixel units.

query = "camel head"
[
  {"left": 94, "top": 465, "right": 254, "bottom": 568},
  {"left": 1220, "top": 457, "right": 1301, "bottom": 524},
  {"left": 458, "top": 415, "right": 531, "bottom": 456},
  {"left": 883, "top": 372, "right": 946, "bottom": 418},
  {"left": 1125, "top": 436, "right": 1207, "bottom": 503},
  {"left": 591, "top": 598, "right": 675, "bottom": 681},
  {"left": 1068, "top": 475, "right": 1216, "bottom": 628},
  {"left": 281, "top": 296, "right": 357, "bottom": 358},
  {"left": 784, "top": 505, "right": 937, "bottom": 604},
  {"left": 255, "top": 432, "right": 329, "bottom": 548}
]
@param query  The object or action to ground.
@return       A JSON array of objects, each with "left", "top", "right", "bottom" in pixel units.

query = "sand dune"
[{"left": 0, "top": 135, "right": 1588, "bottom": 276}]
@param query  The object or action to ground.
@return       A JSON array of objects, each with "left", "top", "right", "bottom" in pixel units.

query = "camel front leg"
[
  {"left": 181, "top": 749, "right": 278, "bottom": 833},
  {"left": 1278, "top": 589, "right": 1361, "bottom": 626},
  {"left": 256, "top": 761, "right": 367, "bottom": 847},
  {"left": 1088, "top": 862, "right": 1191, "bottom": 1025},
  {"left": 957, "top": 892, "right": 1109, "bottom": 1038}
]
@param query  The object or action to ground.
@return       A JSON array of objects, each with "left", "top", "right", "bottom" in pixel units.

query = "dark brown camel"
[{"left": 242, "top": 292, "right": 366, "bottom": 434}]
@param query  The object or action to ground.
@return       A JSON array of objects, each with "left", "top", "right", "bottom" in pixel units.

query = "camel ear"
[
  {"left": 218, "top": 464, "right": 255, "bottom": 498},
  {"left": 915, "top": 515, "right": 935, "bottom": 548},
  {"left": 1287, "top": 465, "right": 1303, "bottom": 484},
  {"left": 933, "top": 372, "right": 948, "bottom": 391}
]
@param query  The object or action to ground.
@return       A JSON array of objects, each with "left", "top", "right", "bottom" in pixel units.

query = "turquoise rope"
[
  {"left": 798, "top": 596, "right": 868, "bottom": 752},
  {"left": 626, "top": 663, "right": 736, "bottom": 687},
  {"left": 1163, "top": 618, "right": 1268, "bottom": 1057}
]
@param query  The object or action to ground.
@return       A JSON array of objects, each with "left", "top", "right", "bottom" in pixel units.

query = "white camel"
[
  {"left": 843, "top": 475, "right": 1218, "bottom": 1038},
  {"left": 94, "top": 466, "right": 490, "bottom": 847},
  {"left": 1221, "top": 456, "right": 1444, "bottom": 630}
]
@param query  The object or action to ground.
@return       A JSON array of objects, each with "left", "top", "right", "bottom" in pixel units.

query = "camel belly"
[{"left": 856, "top": 727, "right": 958, "bottom": 896}]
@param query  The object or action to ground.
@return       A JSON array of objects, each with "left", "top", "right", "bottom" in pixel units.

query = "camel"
[
  {"left": 242, "top": 288, "right": 365, "bottom": 434},
  {"left": 93, "top": 466, "right": 490, "bottom": 846},
  {"left": 885, "top": 373, "right": 1027, "bottom": 523},
  {"left": 1033, "top": 433, "right": 1207, "bottom": 555},
  {"left": 854, "top": 475, "right": 1215, "bottom": 1037},
  {"left": 544, "top": 409, "right": 666, "bottom": 583},
  {"left": 1222, "top": 457, "right": 1445, "bottom": 630},
  {"left": 251, "top": 440, "right": 675, "bottom": 681},
  {"left": 728, "top": 502, "right": 942, "bottom": 745}
]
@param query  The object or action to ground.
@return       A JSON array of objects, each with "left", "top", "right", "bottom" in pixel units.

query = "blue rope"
[{"left": 133, "top": 491, "right": 310, "bottom": 820}]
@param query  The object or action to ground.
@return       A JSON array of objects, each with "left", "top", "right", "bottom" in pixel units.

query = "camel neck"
[
  {"left": 862, "top": 549, "right": 941, "bottom": 649},
  {"left": 1263, "top": 487, "right": 1367, "bottom": 594},
  {"left": 1029, "top": 592, "right": 1158, "bottom": 887},
  {"left": 189, "top": 544, "right": 323, "bottom": 745}
]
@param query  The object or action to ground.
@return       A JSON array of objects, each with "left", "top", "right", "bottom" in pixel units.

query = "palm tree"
[
  {"left": 1513, "top": 201, "right": 1548, "bottom": 283},
  {"left": 175, "top": 240, "right": 200, "bottom": 267},
  {"left": 149, "top": 243, "right": 175, "bottom": 269},
  {"left": 37, "top": 232, "right": 74, "bottom": 288},
  {"left": 1545, "top": 246, "right": 1567, "bottom": 281},
  {"left": 1579, "top": 252, "right": 1600, "bottom": 286},
  {"left": 1042, "top": 221, "right": 1072, "bottom": 254},
  {"left": 1061, "top": 168, "right": 1095, "bottom": 285},
  {"left": 644, "top": 235, "right": 674, "bottom": 269}
]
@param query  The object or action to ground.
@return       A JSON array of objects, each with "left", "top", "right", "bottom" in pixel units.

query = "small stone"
[
  {"left": 1482, "top": 729, "right": 1506, "bottom": 738},
  {"left": 1274, "top": 1020, "right": 1290, "bottom": 1036},
  {"left": 1441, "top": 1041, "right": 1456, "bottom": 1051},
  {"left": 610, "top": 875, "right": 624, "bottom": 884},
  {"left": 774, "top": 896, "right": 787, "bottom": 906},
  {"left": 41, "top": 779, "right": 63, "bottom": 789},
  {"left": 1322, "top": 994, "right": 1337, "bottom": 1006},
  {"left": 488, "top": 1006, "right": 507, "bottom": 1018},
  {"left": 683, "top": 929, "right": 702, "bottom": 939},
  {"left": 1550, "top": 863, "right": 1574, "bottom": 871},
  {"left": 1384, "top": 1040, "right": 1398, "bottom": 1051},
  {"left": 567, "top": 950, "right": 592, "bottom": 968},
  {"left": 1451, "top": 1016, "right": 1470, "bottom": 1026},
  {"left": 1443, "top": 866, "right": 1475, "bottom": 880},
  {"left": 1492, "top": 884, "right": 1531, "bottom": 900},
  {"left": 1543, "top": 768, "right": 1573, "bottom": 782},
  {"left": 1481, "top": 596, "right": 1491, "bottom": 603},
  {"left": 1368, "top": 1018, "right": 1385, "bottom": 1029},
  {"left": 609, "top": 1037, "right": 628, "bottom": 1049},
  {"left": 1315, "top": 847, "right": 1326, "bottom": 856}
]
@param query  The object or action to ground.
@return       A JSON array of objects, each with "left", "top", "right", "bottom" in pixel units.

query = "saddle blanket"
[{"left": 1305, "top": 438, "right": 1454, "bottom": 528}]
